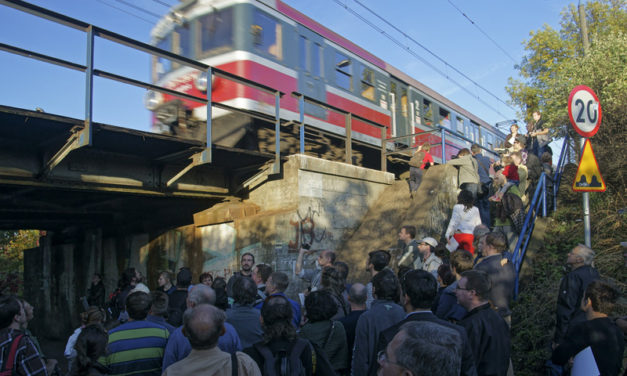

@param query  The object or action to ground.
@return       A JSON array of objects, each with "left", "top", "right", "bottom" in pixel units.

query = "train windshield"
[
  {"left": 199, "top": 7, "right": 234, "bottom": 56},
  {"left": 155, "top": 35, "right": 172, "bottom": 81}
]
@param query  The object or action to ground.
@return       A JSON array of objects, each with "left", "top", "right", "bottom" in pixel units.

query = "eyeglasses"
[{"left": 455, "top": 285, "right": 472, "bottom": 291}]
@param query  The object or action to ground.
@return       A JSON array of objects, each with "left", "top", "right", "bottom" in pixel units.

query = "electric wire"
[
  {"left": 446, "top": 0, "right": 517, "bottom": 64},
  {"left": 332, "top": 0, "right": 511, "bottom": 118},
  {"left": 95, "top": 0, "right": 156, "bottom": 24},
  {"left": 151, "top": 0, "right": 174, "bottom": 8},
  {"left": 350, "top": 0, "right": 515, "bottom": 114},
  {"left": 112, "top": 0, "right": 162, "bottom": 19}
]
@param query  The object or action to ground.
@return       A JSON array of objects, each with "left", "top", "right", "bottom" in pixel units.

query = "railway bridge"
[{"left": 0, "top": 0, "right": 466, "bottom": 339}]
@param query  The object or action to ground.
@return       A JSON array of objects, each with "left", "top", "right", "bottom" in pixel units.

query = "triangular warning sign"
[{"left": 573, "top": 139, "right": 606, "bottom": 192}]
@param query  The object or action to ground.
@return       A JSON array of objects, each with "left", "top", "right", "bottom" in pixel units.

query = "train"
[{"left": 144, "top": 0, "right": 506, "bottom": 169}]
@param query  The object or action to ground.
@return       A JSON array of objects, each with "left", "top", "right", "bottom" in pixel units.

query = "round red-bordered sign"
[{"left": 568, "top": 85, "right": 602, "bottom": 138}]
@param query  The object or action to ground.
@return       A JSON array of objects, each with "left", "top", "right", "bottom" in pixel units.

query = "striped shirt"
[{"left": 105, "top": 320, "right": 169, "bottom": 376}]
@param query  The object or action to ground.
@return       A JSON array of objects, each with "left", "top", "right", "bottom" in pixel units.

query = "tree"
[
  {"left": 0, "top": 230, "right": 40, "bottom": 294},
  {"left": 506, "top": 0, "right": 627, "bottom": 190}
]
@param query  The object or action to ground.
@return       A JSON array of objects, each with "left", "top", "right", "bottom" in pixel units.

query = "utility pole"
[
  {"left": 578, "top": 1, "right": 592, "bottom": 247},
  {"left": 578, "top": 1, "right": 590, "bottom": 55}
]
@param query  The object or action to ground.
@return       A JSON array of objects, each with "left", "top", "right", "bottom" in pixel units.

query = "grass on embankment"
[{"left": 510, "top": 183, "right": 626, "bottom": 375}]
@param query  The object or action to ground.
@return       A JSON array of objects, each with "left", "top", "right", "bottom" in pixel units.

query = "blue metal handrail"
[
  {"left": 512, "top": 172, "right": 546, "bottom": 298},
  {"left": 553, "top": 133, "right": 571, "bottom": 211},
  {"left": 512, "top": 132, "right": 574, "bottom": 297}
]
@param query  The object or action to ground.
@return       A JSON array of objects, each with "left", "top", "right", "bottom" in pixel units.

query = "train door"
[
  {"left": 389, "top": 78, "right": 409, "bottom": 145},
  {"left": 297, "top": 25, "right": 326, "bottom": 118}
]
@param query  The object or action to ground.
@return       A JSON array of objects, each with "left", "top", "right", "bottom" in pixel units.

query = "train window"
[
  {"left": 413, "top": 99, "right": 422, "bottom": 125},
  {"left": 360, "top": 67, "right": 375, "bottom": 101},
  {"left": 252, "top": 11, "right": 283, "bottom": 60},
  {"left": 335, "top": 51, "right": 352, "bottom": 90},
  {"left": 174, "top": 25, "right": 192, "bottom": 58},
  {"left": 198, "top": 8, "right": 234, "bottom": 55},
  {"left": 422, "top": 99, "right": 433, "bottom": 126},
  {"left": 401, "top": 92, "right": 408, "bottom": 118},
  {"left": 155, "top": 34, "right": 172, "bottom": 80},
  {"left": 439, "top": 108, "right": 451, "bottom": 128},
  {"left": 312, "top": 43, "right": 322, "bottom": 77},
  {"left": 456, "top": 117, "right": 464, "bottom": 135},
  {"left": 470, "top": 121, "right": 480, "bottom": 143},
  {"left": 299, "top": 36, "right": 307, "bottom": 71}
]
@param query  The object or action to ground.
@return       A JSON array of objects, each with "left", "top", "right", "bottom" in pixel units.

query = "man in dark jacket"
[
  {"left": 226, "top": 276, "right": 263, "bottom": 349},
  {"left": 372, "top": 270, "right": 477, "bottom": 376},
  {"left": 167, "top": 267, "right": 192, "bottom": 327},
  {"left": 471, "top": 143, "right": 493, "bottom": 226},
  {"left": 474, "top": 232, "right": 515, "bottom": 324},
  {"left": 456, "top": 270, "right": 510, "bottom": 376},
  {"left": 553, "top": 244, "right": 600, "bottom": 346},
  {"left": 352, "top": 269, "right": 405, "bottom": 376}
]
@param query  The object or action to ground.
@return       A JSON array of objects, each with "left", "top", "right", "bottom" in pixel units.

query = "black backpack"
[{"left": 254, "top": 339, "right": 309, "bottom": 376}]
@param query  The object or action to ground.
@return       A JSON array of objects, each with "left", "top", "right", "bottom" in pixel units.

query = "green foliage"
[
  {"left": 507, "top": 0, "right": 627, "bottom": 131},
  {"left": 0, "top": 230, "right": 39, "bottom": 294}
]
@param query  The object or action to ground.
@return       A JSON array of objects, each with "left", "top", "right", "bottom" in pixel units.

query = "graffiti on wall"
[{"left": 288, "top": 206, "right": 331, "bottom": 251}]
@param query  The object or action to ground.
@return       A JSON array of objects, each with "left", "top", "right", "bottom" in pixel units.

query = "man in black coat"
[
  {"left": 553, "top": 244, "right": 600, "bottom": 346},
  {"left": 371, "top": 270, "right": 477, "bottom": 376},
  {"left": 474, "top": 232, "right": 516, "bottom": 324},
  {"left": 456, "top": 270, "right": 510, "bottom": 376}
]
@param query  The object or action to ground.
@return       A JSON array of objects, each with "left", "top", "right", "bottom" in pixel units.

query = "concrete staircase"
[{"left": 339, "top": 164, "right": 460, "bottom": 282}]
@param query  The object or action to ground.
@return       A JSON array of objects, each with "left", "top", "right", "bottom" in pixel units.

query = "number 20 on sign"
[{"left": 568, "top": 85, "right": 602, "bottom": 138}]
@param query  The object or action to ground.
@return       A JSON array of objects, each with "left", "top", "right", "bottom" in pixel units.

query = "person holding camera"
[{"left": 294, "top": 245, "right": 336, "bottom": 292}]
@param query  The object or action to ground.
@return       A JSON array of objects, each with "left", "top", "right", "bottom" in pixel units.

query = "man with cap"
[{"left": 415, "top": 237, "right": 442, "bottom": 278}]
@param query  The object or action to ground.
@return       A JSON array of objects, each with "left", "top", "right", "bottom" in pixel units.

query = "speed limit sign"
[{"left": 568, "top": 85, "right": 602, "bottom": 137}]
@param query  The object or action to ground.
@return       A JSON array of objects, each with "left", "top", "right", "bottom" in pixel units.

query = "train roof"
[{"left": 272, "top": 0, "right": 502, "bottom": 134}]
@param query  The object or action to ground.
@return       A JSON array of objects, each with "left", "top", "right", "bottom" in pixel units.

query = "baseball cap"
[{"left": 419, "top": 237, "right": 438, "bottom": 248}]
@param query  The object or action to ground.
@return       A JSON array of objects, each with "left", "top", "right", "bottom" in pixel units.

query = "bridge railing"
[
  {"left": 382, "top": 125, "right": 500, "bottom": 165},
  {"left": 0, "top": 0, "right": 287, "bottom": 179},
  {"left": 291, "top": 92, "right": 388, "bottom": 171}
]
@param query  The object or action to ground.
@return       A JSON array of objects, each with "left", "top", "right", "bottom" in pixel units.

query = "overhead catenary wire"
[
  {"left": 332, "top": 0, "right": 512, "bottom": 119},
  {"left": 446, "top": 0, "right": 518, "bottom": 64},
  {"left": 112, "top": 0, "right": 163, "bottom": 19},
  {"left": 349, "top": 0, "right": 516, "bottom": 114},
  {"left": 151, "top": 0, "right": 175, "bottom": 8},
  {"left": 94, "top": 0, "right": 156, "bottom": 24}
]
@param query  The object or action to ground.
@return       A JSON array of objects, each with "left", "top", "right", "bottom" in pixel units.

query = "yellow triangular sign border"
[{"left": 572, "top": 139, "right": 606, "bottom": 192}]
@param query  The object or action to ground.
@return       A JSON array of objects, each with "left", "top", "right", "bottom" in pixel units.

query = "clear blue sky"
[{"left": 0, "top": 0, "right": 574, "bottom": 132}]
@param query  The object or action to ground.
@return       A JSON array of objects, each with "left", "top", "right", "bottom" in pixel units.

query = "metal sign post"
[{"left": 568, "top": 85, "right": 603, "bottom": 247}]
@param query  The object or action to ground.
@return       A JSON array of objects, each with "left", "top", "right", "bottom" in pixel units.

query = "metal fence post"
[
  {"left": 205, "top": 66, "right": 212, "bottom": 163},
  {"left": 440, "top": 127, "right": 446, "bottom": 163},
  {"left": 273, "top": 91, "right": 281, "bottom": 174},
  {"left": 381, "top": 128, "right": 387, "bottom": 172},
  {"left": 542, "top": 174, "right": 547, "bottom": 217},
  {"left": 299, "top": 94, "right": 305, "bottom": 154},
  {"left": 345, "top": 113, "right": 352, "bottom": 164},
  {"left": 82, "top": 25, "right": 94, "bottom": 147}
]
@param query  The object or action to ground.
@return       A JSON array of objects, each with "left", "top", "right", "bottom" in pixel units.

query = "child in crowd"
[{"left": 490, "top": 155, "right": 519, "bottom": 202}]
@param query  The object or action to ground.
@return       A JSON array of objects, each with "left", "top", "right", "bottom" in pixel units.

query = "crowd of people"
[
  {"left": 0, "top": 113, "right": 624, "bottom": 375},
  {"left": 1, "top": 238, "right": 623, "bottom": 375}
]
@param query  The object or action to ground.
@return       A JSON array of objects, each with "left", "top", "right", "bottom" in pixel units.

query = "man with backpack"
[
  {"left": 0, "top": 295, "right": 47, "bottom": 375},
  {"left": 244, "top": 295, "right": 336, "bottom": 376},
  {"left": 163, "top": 304, "right": 260, "bottom": 376}
]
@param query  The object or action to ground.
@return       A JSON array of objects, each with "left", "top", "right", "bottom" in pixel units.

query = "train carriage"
[{"left": 145, "top": 0, "right": 505, "bottom": 168}]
